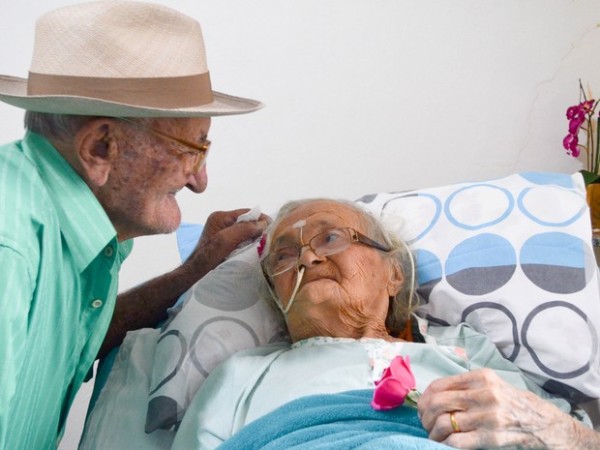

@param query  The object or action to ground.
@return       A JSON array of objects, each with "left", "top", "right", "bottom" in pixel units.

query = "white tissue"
[
  {"left": 235, "top": 205, "right": 262, "bottom": 223},
  {"left": 227, "top": 206, "right": 263, "bottom": 259}
]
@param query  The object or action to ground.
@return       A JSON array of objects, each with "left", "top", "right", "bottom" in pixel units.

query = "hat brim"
[{"left": 0, "top": 75, "right": 263, "bottom": 117}]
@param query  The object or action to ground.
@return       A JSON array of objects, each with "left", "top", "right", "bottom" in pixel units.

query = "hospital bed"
[{"left": 78, "top": 171, "right": 600, "bottom": 448}]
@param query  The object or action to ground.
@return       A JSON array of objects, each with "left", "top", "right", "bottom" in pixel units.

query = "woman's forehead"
[{"left": 274, "top": 201, "right": 362, "bottom": 236}]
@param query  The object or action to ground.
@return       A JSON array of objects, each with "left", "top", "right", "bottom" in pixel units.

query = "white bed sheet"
[{"left": 79, "top": 329, "right": 176, "bottom": 449}]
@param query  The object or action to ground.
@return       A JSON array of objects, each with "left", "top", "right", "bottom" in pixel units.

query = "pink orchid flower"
[
  {"left": 371, "top": 355, "right": 421, "bottom": 411},
  {"left": 562, "top": 82, "right": 600, "bottom": 176},
  {"left": 563, "top": 134, "right": 580, "bottom": 157}
]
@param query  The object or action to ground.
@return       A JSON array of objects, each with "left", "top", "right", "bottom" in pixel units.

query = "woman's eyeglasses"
[
  {"left": 261, "top": 227, "right": 390, "bottom": 277},
  {"left": 117, "top": 116, "right": 211, "bottom": 173}
]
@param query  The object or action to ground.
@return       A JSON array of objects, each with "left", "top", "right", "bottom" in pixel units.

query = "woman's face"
[{"left": 268, "top": 200, "right": 402, "bottom": 342}]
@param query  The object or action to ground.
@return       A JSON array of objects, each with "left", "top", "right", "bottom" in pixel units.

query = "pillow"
[
  {"left": 356, "top": 172, "right": 600, "bottom": 404},
  {"left": 146, "top": 232, "right": 288, "bottom": 432},
  {"left": 146, "top": 171, "right": 600, "bottom": 433}
]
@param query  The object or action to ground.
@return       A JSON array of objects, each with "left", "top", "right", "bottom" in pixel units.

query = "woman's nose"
[{"left": 297, "top": 246, "right": 325, "bottom": 268}]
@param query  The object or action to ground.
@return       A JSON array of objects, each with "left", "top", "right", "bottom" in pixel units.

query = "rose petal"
[
  {"left": 371, "top": 377, "right": 410, "bottom": 410},
  {"left": 257, "top": 233, "right": 267, "bottom": 257},
  {"left": 374, "top": 365, "right": 393, "bottom": 387},
  {"left": 371, "top": 355, "right": 420, "bottom": 411},
  {"left": 388, "top": 356, "right": 416, "bottom": 390}
]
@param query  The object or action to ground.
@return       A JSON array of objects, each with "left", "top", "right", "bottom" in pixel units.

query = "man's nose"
[{"left": 185, "top": 164, "right": 208, "bottom": 193}]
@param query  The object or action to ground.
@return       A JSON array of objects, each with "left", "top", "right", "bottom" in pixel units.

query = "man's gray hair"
[
  {"left": 24, "top": 112, "right": 95, "bottom": 141},
  {"left": 23, "top": 111, "right": 156, "bottom": 141}
]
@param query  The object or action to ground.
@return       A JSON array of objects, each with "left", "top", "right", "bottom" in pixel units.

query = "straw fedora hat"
[{"left": 0, "top": 1, "right": 263, "bottom": 117}]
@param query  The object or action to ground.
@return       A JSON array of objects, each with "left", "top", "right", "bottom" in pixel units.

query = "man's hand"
[
  {"left": 99, "top": 208, "right": 270, "bottom": 359},
  {"left": 183, "top": 209, "right": 270, "bottom": 279}
]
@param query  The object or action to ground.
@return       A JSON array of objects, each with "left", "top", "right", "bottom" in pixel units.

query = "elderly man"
[{"left": 0, "top": 2, "right": 267, "bottom": 448}]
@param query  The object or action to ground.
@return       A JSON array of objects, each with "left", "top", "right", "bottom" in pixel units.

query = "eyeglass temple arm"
[
  {"left": 116, "top": 116, "right": 209, "bottom": 154},
  {"left": 354, "top": 230, "right": 391, "bottom": 252}
]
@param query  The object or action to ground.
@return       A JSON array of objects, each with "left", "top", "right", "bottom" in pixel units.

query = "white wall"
[{"left": 1, "top": 1, "right": 599, "bottom": 448}]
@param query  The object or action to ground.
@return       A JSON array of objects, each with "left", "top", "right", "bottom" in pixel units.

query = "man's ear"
[
  {"left": 387, "top": 259, "right": 405, "bottom": 297},
  {"left": 75, "top": 119, "right": 118, "bottom": 188}
]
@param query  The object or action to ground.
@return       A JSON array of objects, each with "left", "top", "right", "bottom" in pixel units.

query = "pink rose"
[
  {"left": 371, "top": 355, "right": 420, "bottom": 411},
  {"left": 257, "top": 233, "right": 267, "bottom": 257}
]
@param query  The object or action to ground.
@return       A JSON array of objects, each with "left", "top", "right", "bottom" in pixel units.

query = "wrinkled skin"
[
  {"left": 418, "top": 368, "right": 596, "bottom": 449},
  {"left": 269, "top": 200, "right": 402, "bottom": 343},
  {"left": 95, "top": 117, "right": 211, "bottom": 240}
]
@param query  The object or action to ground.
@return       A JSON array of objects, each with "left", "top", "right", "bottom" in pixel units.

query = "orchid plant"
[
  {"left": 371, "top": 355, "right": 421, "bottom": 411},
  {"left": 563, "top": 80, "right": 600, "bottom": 184}
]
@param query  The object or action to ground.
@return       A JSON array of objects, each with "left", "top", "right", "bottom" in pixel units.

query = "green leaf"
[{"left": 580, "top": 170, "right": 600, "bottom": 185}]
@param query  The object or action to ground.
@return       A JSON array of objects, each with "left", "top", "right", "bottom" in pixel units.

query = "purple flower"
[
  {"left": 562, "top": 82, "right": 599, "bottom": 173},
  {"left": 563, "top": 134, "right": 580, "bottom": 157},
  {"left": 567, "top": 105, "right": 582, "bottom": 120},
  {"left": 569, "top": 116, "right": 585, "bottom": 134}
]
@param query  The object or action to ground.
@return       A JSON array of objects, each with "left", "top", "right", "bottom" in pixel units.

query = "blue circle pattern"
[
  {"left": 445, "top": 184, "right": 513, "bottom": 230},
  {"left": 382, "top": 193, "right": 442, "bottom": 244},
  {"left": 518, "top": 188, "right": 586, "bottom": 227},
  {"left": 404, "top": 174, "right": 595, "bottom": 401},
  {"left": 445, "top": 234, "right": 517, "bottom": 295},
  {"left": 519, "top": 172, "right": 575, "bottom": 188},
  {"left": 415, "top": 249, "right": 442, "bottom": 285}
]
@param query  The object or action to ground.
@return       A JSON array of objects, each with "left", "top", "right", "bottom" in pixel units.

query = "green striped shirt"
[{"left": 0, "top": 131, "right": 132, "bottom": 449}]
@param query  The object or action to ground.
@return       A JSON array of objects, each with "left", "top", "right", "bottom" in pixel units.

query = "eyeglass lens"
[{"left": 263, "top": 228, "right": 356, "bottom": 276}]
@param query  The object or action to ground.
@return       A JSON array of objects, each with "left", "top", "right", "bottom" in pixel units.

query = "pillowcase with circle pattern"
[
  {"left": 146, "top": 171, "right": 600, "bottom": 432},
  {"left": 357, "top": 171, "right": 600, "bottom": 404}
]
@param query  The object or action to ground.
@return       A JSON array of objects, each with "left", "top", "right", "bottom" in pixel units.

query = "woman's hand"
[{"left": 417, "top": 368, "right": 589, "bottom": 449}]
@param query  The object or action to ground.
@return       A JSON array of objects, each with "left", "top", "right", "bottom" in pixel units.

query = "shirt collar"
[{"left": 21, "top": 131, "right": 117, "bottom": 271}]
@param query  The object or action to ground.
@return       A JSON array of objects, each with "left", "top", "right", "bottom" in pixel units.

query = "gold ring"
[{"left": 450, "top": 411, "right": 461, "bottom": 433}]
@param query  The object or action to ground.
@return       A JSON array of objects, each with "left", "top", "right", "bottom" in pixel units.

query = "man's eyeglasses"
[
  {"left": 261, "top": 227, "right": 390, "bottom": 277},
  {"left": 116, "top": 117, "right": 211, "bottom": 173}
]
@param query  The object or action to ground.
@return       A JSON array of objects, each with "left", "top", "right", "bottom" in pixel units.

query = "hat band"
[{"left": 27, "top": 72, "right": 214, "bottom": 108}]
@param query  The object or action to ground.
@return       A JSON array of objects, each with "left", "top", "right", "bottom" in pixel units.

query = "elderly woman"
[{"left": 170, "top": 198, "right": 593, "bottom": 449}]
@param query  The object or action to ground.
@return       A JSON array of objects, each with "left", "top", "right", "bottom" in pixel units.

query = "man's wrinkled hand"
[{"left": 184, "top": 209, "right": 270, "bottom": 278}]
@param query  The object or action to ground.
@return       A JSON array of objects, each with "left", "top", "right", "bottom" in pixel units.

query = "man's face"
[{"left": 97, "top": 117, "right": 211, "bottom": 240}]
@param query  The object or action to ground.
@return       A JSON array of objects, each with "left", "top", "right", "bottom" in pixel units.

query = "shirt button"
[
  {"left": 104, "top": 246, "right": 114, "bottom": 257},
  {"left": 91, "top": 299, "right": 103, "bottom": 309}
]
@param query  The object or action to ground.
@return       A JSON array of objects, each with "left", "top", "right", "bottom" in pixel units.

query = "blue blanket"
[{"left": 218, "top": 390, "right": 452, "bottom": 449}]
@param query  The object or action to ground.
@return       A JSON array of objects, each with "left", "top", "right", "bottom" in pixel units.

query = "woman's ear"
[
  {"left": 75, "top": 119, "right": 118, "bottom": 188},
  {"left": 387, "top": 259, "right": 404, "bottom": 297}
]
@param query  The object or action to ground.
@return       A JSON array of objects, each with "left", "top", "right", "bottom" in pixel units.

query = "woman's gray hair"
[{"left": 261, "top": 198, "right": 420, "bottom": 336}]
